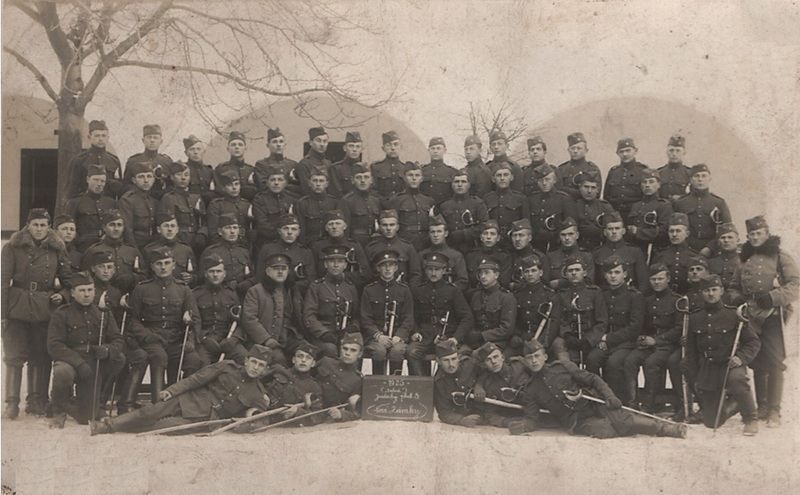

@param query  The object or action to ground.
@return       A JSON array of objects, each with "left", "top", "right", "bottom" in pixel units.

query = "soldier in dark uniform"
[
  {"left": 686, "top": 257, "right": 713, "bottom": 311},
  {"left": 118, "top": 162, "right": 158, "bottom": 251},
  {"left": 573, "top": 172, "right": 615, "bottom": 252},
  {"left": 388, "top": 162, "right": 436, "bottom": 252},
  {"left": 361, "top": 250, "right": 414, "bottom": 374},
  {"left": 371, "top": 130, "right": 410, "bottom": 205},
  {"left": 143, "top": 212, "right": 198, "bottom": 287},
  {"left": 603, "top": 138, "right": 648, "bottom": 218},
  {"left": 510, "top": 255, "right": 560, "bottom": 358},
  {"left": 303, "top": 245, "right": 360, "bottom": 358},
  {"left": 626, "top": 168, "right": 673, "bottom": 259},
  {"left": 201, "top": 213, "right": 256, "bottom": 299},
  {"left": 462, "top": 257, "right": 517, "bottom": 356},
  {"left": 260, "top": 343, "right": 324, "bottom": 427},
  {"left": 509, "top": 339, "right": 686, "bottom": 438},
  {"left": 591, "top": 212, "right": 649, "bottom": 291},
  {"left": 473, "top": 342, "right": 529, "bottom": 427},
  {"left": 672, "top": 163, "right": 732, "bottom": 252},
  {"left": 65, "top": 164, "right": 119, "bottom": 251},
  {"left": 463, "top": 135, "right": 492, "bottom": 199},
  {"left": 365, "top": 210, "right": 422, "bottom": 285},
  {"left": 314, "top": 332, "right": 364, "bottom": 423},
  {"left": 182, "top": 134, "right": 216, "bottom": 207},
  {"left": 657, "top": 134, "right": 691, "bottom": 202},
  {"left": 254, "top": 127, "right": 301, "bottom": 196},
  {"left": 123, "top": 125, "right": 173, "bottom": 199},
  {"left": 329, "top": 131, "right": 363, "bottom": 199},
  {"left": 207, "top": 169, "right": 253, "bottom": 246},
  {"left": 252, "top": 165, "right": 299, "bottom": 246},
  {"left": 432, "top": 340, "right": 485, "bottom": 427},
  {"left": 125, "top": 246, "right": 203, "bottom": 406},
  {"left": 684, "top": 275, "right": 760, "bottom": 435},
  {"left": 158, "top": 161, "right": 207, "bottom": 256},
  {"left": 508, "top": 219, "right": 551, "bottom": 291},
  {"left": 707, "top": 223, "right": 741, "bottom": 289},
  {"left": 256, "top": 214, "right": 316, "bottom": 296},
  {"left": 417, "top": 215, "right": 469, "bottom": 292},
  {"left": 66, "top": 120, "right": 124, "bottom": 199},
  {"left": 81, "top": 209, "right": 146, "bottom": 294},
  {"left": 296, "top": 127, "right": 333, "bottom": 198},
  {"left": 486, "top": 130, "right": 523, "bottom": 193},
  {"left": 587, "top": 256, "right": 644, "bottom": 406},
  {"left": 728, "top": 216, "right": 799, "bottom": 427},
  {"left": 466, "top": 221, "right": 512, "bottom": 291},
  {"left": 89, "top": 344, "right": 272, "bottom": 435},
  {"left": 54, "top": 214, "right": 82, "bottom": 273},
  {"left": 438, "top": 169, "right": 488, "bottom": 256},
  {"left": 407, "top": 252, "right": 473, "bottom": 375},
  {"left": 420, "top": 137, "right": 458, "bottom": 206},
  {"left": 529, "top": 163, "right": 578, "bottom": 253},
  {"left": 546, "top": 217, "right": 595, "bottom": 289},
  {"left": 2, "top": 209, "right": 72, "bottom": 419},
  {"left": 521, "top": 136, "right": 563, "bottom": 196},
  {"left": 483, "top": 162, "right": 529, "bottom": 250},
  {"left": 192, "top": 254, "right": 244, "bottom": 365},
  {"left": 214, "top": 131, "right": 257, "bottom": 202},
  {"left": 47, "top": 271, "right": 125, "bottom": 427},
  {"left": 651, "top": 212, "right": 700, "bottom": 295},
  {"left": 557, "top": 132, "right": 603, "bottom": 201},
  {"left": 311, "top": 210, "right": 371, "bottom": 290},
  {"left": 296, "top": 166, "right": 339, "bottom": 246},
  {"left": 339, "top": 163, "right": 381, "bottom": 250}
]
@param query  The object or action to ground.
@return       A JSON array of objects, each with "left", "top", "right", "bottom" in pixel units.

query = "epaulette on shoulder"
[
  {"left": 396, "top": 280, "right": 409, "bottom": 288},
  {"left": 609, "top": 164, "right": 621, "bottom": 170},
  {"left": 138, "top": 278, "right": 154, "bottom": 286},
  {"left": 709, "top": 192, "right": 725, "bottom": 200},
  {"left": 657, "top": 198, "right": 670, "bottom": 204},
  {"left": 584, "top": 284, "right": 601, "bottom": 290},
  {"left": 120, "top": 190, "right": 135, "bottom": 199},
  {"left": 107, "top": 152, "right": 120, "bottom": 161},
  {"left": 542, "top": 285, "right": 555, "bottom": 293}
]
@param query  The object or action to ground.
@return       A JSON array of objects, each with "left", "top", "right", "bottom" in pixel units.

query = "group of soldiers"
[{"left": 1, "top": 120, "right": 796, "bottom": 439}]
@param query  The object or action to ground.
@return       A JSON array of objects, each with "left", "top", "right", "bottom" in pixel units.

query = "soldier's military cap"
[
  {"left": 476, "top": 342, "right": 501, "bottom": 362},
  {"left": 322, "top": 245, "right": 349, "bottom": 260},
  {"left": 464, "top": 135, "right": 482, "bottom": 147},
  {"left": 88, "top": 120, "right": 108, "bottom": 133},
  {"left": 668, "top": 212, "right": 690, "bottom": 227},
  {"left": 668, "top": 134, "right": 685, "bottom": 147},
  {"left": 699, "top": 274, "right": 723, "bottom": 289},
  {"left": 481, "top": 220, "right": 499, "bottom": 232},
  {"left": 148, "top": 245, "right": 173, "bottom": 262},
  {"left": 345, "top": 131, "right": 362, "bottom": 143},
  {"left": 101, "top": 209, "right": 123, "bottom": 225},
  {"left": 70, "top": 271, "right": 94, "bottom": 288},
  {"left": 351, "top": 163, "right": 370, "bottom": 176},
  {"left": 533, "top": 163, "right": 556, "bottom": 180},
  {"left": 295, "top": 341, "right": 319, "bottom": 359},
  {"left": 422, "top": 252, "right": 449, "bottom": 268},
  {"left": 567, "top": 132, "right": 586, "bottom": 146},
  {"left": 26, "top": 208, "right": 50, "bottom": 223},
  {"left": 128, "top": 161, "right": 154, "bottom": 177},
  {"left": 745, "top": 215, "right": 768, "bottom": 232},
  {"left": 716, "top": 222, "right": 738, "bottom": 237},
  {"left": 404, "top": 161, "right": 421, "bottom": 172},
  {"left": 602, "top": 255, "right": 626, "bottom": 272},
  {"left": 86, "top": 164, "right": 106, "bottom": 178},
  {"left": 602, "top": 211, "right": 625, "bottom": 226},
  {"left": 264, "top": 165, "right": 286, "bottom": 178},
  {"left": 689, "top": 256, "right": 709, "bottom": 269},
  {"left": 155, "top": 210, "right": 177, "bottom": 226},
  {"left": 324, "top": 210, "right": 346, "bottom": 224},
  {"left": 168, "top": 161, "right": 189, "bottom": 175},
  {"left": 247, "top": 344, "right": 273, "bottom": 363},
  {"left": 372, "top": 249, "right": 400, "bottom": 266},
  {"left": 309, "top": 165, "right": 328, "bottom": 178},
  {"left": 217, "top": 213, "right": 239, "bottom": 228},
  {"left": 53, "top": 214, "right": 75, "bottom": 228},
  {"left": 228, "top": 131, "right": 246, "bottom": 143},
  {"left": 492, "top": 162, "right": 513, "bottom": 173},
  {"left": 453, "top": 168, "right": 469, "bottom": 179},
  {"left": 428, "top": 137, "right": 446, "bottom": 147},
  {"left": 218, "top": 169, "right": 240, "bottom": 186},
  {"left": 308, "top": 127, "right": 327, "bottom": 140},
  {"left": 641, "top": 168, "right": 661, "bottom": 181},
  {"left": 382, "top": 130, "right": 400, "bottom": 144},
  {"left": 527, "top": 136, "right": 546, "bottom": 150},
  {"left": 575, "top": 171, "right": 601, "bottom": 184},
  {"left": 489, "top": 130, "right": 508, "bottom": 143},
  {"left": 558, "top": 217, "right": 578, "bottom": 232},
  {"left": 267, "top": 128, "right": 283, "bottom": 141},
  {"left": 429, "top": 214, "right": 447, "bottom": 227},
  {"left": 379, "top": 209, "right": 399, "bottom": 221},
  {"left": 435, "top": 339, "right": 459, "bottom": 358},
  {"left": 278, "top": 213, "right": 300, "bottom": 227},
  {"left": 690, "top": 163, "right": 710, "bottom": 176},
  {"left": 143, "top": 124, "right": 162, "bottom": 137},
  {"left": 523, "top": 338, "right": 545, "bottom": 356},
  {"left": 519, "top": 255, "right": 541, "bottom": 270},
  {"left": 510, "top": 218, "right": 533, "bottom": 233},
  {"left": 341, "top": 332, "right": 364, "bottom": 348},
  {"left": 649, "top": 263, "right": 669, "bottom": 276},
  {"left": 617, "top": 138, "right": 636, "bottom": 151},
  {"left": 90, "top": 250, "right": 114, "bottom": 267},
  {"left": 477, "top": 256, "right": 501, "bottom": 271},
  {"left": 564, "top": 257, "right": 586, "bottom": 269},
  {"left": 201, "top": 253, "right": 226, "bottom": 272},
  {"left": 183, "top": 134, "right": 201, "bottom": 149}
]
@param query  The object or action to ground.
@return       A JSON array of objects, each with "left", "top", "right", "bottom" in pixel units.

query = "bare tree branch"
[
  {"left": 8, "top": 0, "right": 43, "bottom": 24},
  {"left": 3, "top": 46, "right": 60, "bottom": 102},
  {"left": 35, "top": 1, "right": 76, "bottom": 69}
]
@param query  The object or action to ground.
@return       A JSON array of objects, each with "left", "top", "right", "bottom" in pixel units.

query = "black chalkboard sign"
[{"left": 361, "top": 375, "right": 434, "bottom": 422}]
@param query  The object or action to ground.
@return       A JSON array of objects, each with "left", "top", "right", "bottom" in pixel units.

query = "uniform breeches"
[
  {"left": 365, "top": 340, "right": 407, "bottom": 361},
  {"left": 2, "top": 319, "right": 50, "bottom": 367},
  {"left": 750, "top": 316, "right": 786, "bottom": 371},
  {"left": 110, "top": 397, "right": 183, "bottom": 432}
]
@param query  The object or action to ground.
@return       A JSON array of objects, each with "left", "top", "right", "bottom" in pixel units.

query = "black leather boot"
[
  {"left": 630, "top": 415, "right": 687, "bottom": 438},
  {"left": 150, "top": 365, "right": 165, "bottom": 404},
  {"left": 766, "top": 369, "right": 783, "bottom": 427},
  {"left": 25, "top": 365, "right": 46, "bottom": 416},
  {"left": 753, "top": 369, "right": 769, "bottom": 419},
  {"left": 3, "top": 366, "right": 23, "bottom": 419},
  {"left": 117, "top": 365, "right": 146, "bottom": 415}
]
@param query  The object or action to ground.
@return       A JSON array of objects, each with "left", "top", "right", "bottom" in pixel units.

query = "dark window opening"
[{"left": 19, "top": 149, "right": 59, "bottom": 227}]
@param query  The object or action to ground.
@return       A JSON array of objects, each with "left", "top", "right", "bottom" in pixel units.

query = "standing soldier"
[
  {"left": 420, "top": 137, "right": 458, "bottom": 206},
  {"left": 486, "top": 131, "right": 523, "bottom": 193},
  {"left": 371, "top": 130, "right": 409, "bottom": 205},
  {"left": 254, "top": 128, "right": 301, "bottom": 196},
  {"left": 508, "top": 219, "right": 551, "bottom": 290},
  {"left": 591, "top": 212, "right": 649, "bottom": 291},
  {"left": 438, "top": 169, "right": 488, "bottom": 256},
  {"left": 510, "top": 255, "right": 560, "bottom": 358},
  {"left": 207, "top": 169, "right": 253, "bottom": 246},
  {"left": 192, "top": 254, "right": 245, "bottom": 365},
  {"left": 557, "top": 132, "right": 602, "bottom": 201},
  {"left": 573, "top": 172, "right": 615, "bottom": 252},
  {"left": 143, "top": 212, "right": 198, "bottom": 287},
  {"left": 201, "top": 214, "right": 256, "bottom": 299},
  {"left": 329, "top": 131, "right": 363, "bottom": 199},
  {"left": 118, "top": 162, "right": 159, "bottom": 251},
  {"left": 417, "top": 215, "right": 469, "bottom": 292},
  {"left": 463, "top": 135, "right": 492, "bottom": 199},
  {"left": 483, "top": 162, "right": 530, "bottom": 249},
  {"left": 2, "top": 209, "right": 72, "bottom": 419},
  {"left": 65, "top": 164, "right": 118, "bottom": 251},
  {"left": 296, "top": 167, "right": 339, "bottom": 246},
  {"left": 256, "top": 214, "right": 316, "bottom": 296},
  {"left": 215, "top": 131, "right": 257, "bottom": 202},
  {"left": 66, "top": 120, "right": 123, "bottom": 199},
  {"left": 339, "top": 163, "right": 381, "bottom": 250},
  {"left": 81, "top": 209, "right": 146, "bottom": 295},
  {"left": 658, "top": 134, "right": 691, "bottom": 202},
  {"left": 124, "top": 124, "right": 172, "bottom": 199},
  {"left": 251, "top": 166, "right": 299, "bottom": 246},
  {"left": 157, "top": 161, "right": 207, "bottom": 256},
  {"left": 528, "top": 163, "right": 578, "bottom": 253},
  {"left": 462, "top": 257, "right": 517, "bottom": 356},
  {"left": 672, "top": 164, "right": 732, "bottom": 252},
  {"left": 603, "top": 138, "right": 648, "bottom": 218},
  {"left": 366, "top": 210, "right": 422, "bottom": 286},
  {"left": 54, "top": 215, "right": 82, "bottom": 273},
  {"left": 182, "top": 135, "right": 216, "bottom": 206},
  {"left": 707, "top": 223, "right": 741, "bottom": 289},
  {"left": 521, "top": 136, "right": 562, "bottom": 196},
  {"left": 433, "top": 340, "right": 485, "bottom": 427},
  {"left": 311, "top": 210, "right": 371, "bottom": 290},
  {"left": 388, "top": 162, "right": 436, "bottom": 252},
  {"left": 626, "top": 168, "right": 673, "bottom": 258},
  {"left": 546, "top": 217, "right": 594, "bottom": 289},
  {"left": 651, "top": 213, "right": 700, "bottom": 295},
  {"left": 466, "top": 221, "right": 513, "bottom": 292},
  {"left": 296, "top": 127, "right": 333, "bottom": 197},
  {"left": 314, "top": 332, "right": 365, "bottom": 423},
  {"left": 728, "top": 216, "right": 799, "bottom": 427}
]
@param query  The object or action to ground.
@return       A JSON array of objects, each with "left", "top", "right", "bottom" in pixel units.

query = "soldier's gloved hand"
[
  {"left": 729, "top": 355, "right": 743, "bottom": 368},
  {"left": 159, "top": 391, "right": 173, "bottom": 401},
  {"left": 347, "top": 394, "right": 361, "bottom": 410},
  {"left": 472, "top": 385, "right": 486, "bottom": 403},
  {"left": 639, "top": 336, "right": 656, "bottom": 348},
  {"left": 179, "top": 272, "right": 193, "bottom": 284},
  {"left": 391, "top": 336, "right": 402, "bottom": 345},
  {"left": 220, "top": 337, "right": 239, "bottom": 353},
  {"left": 605, "top": 396, "right": 623, "bottom": 410},
  {"left": 50, "top": 293, "right": 64, "bottom": 306},
  {"left": 282, "top": 405, "right": 299, "bottom": 419},
  {"left": 597, "top": 341, "right": 608, "bottom": 351},
  {"left": 76, "top": 363, "right": 93, "bottom": 381},
  {"left": 459, "top": 414, "right": 481, "bottom": 428},
  {"left": 755, "top": 292, "right": 773, "bottom": 310},
  {"left": 93, "top": 345, "right": 110, "bottom": 360},
  {"left": 202, "top": 336, "right": 221, "bottom": 354},
  {"left": 507, "top": 419, "right": 527, "bottom": 435},
  {"left": 411, "top": 333, "right": 423, "bottom": 343},
  {"left": 377, "top": 334, "right": 392, "bottom": 348},
  {"left": 320, "top": 332, "right": 338, "bottom": 344},
  {"left": 329, "top": 407, "right": 343, "bottom": 421}
]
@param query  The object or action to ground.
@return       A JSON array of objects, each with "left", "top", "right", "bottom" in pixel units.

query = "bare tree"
[
  {"left": 467, "top": 95, "right": 529, "bottom": 162},
  {"left": 4, "top": 0, "right": 402, "bottom": 211}
]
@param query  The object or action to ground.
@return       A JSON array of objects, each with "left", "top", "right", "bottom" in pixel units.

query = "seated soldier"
[
  {"left": 314, "top": 332, "right": 364, "bottom": 423},
  {"left": 193, "top": 254, "right": 245, "bottom": 365},
  {"left": 546, "top": 217, "right": 594, "bottom": 290},
  {"left": 90, "top": 345, "right": 273, "bottom": 435},
  {"left": 473, "top": 342, "right": 529, "bottom": 428},
  {"left": 462, "top": 257, "right": 517, "bottom": 357},
  {"left": 508, "top": 219, "right": 550, "bottom": 291},
  {"left": 433, "top": 340, "right": 485, "bottom": 428}
]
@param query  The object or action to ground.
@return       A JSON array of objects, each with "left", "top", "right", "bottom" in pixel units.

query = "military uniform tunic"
[
  {"left": 192, "top": 282, "right": 240, "bottom": 362},
  {"left": 388, "top": 188, "right": 436, "bottom": 250},
  {"left": 626, "top": 193, "right": 673, "bottom": 253},
  {"left": 483, "top": 188, "right": 530, "bottom": 242},
  {"left": 124, "top": 150, "right": 173, "bottom": 199},
  {"left": 464, "top": 158, "right": 493, "bottom": 199},
  {"left": 185, "top": 159, "right": 216, "bottom": 206},
  {"left": 64, "top": 191, "right": 118, "bottom": 251},
  {"left": 465, "top": 284, "right": 517, "bottom": 349},
  {"left": 556, "top": 281, "right": 608, "bottom": 356},
  {"left": 295, "top": 151, "right": 333, "bottom": 197},
  {"left": 557, "top": 158, "right": 603, "bottom": 201},
  {"left": 603, "top": 161, "right": 648, "bottom": 217},
  {"left": 255, "top": 240, "right": 316, "bottom": 295},
  {"left": 303, "top": 274, "right": 361, "bottom": 344},
  {"left": 410, "top": 278, "right": 473, "bottom": 346},
  {"left": 296, "top": 192, "right": 339, "bottom": 245},
  {"left": 546, "top": 246, "right": 595, "bottom": 289},
  {"left": 127, "top": 277, "right": 200, "bottom": 345},
  {"left": 574, "top": 197, "right": 615, "bottom": 252},
  {"left": 420, "top": 160, "right": 458, "bottom": 206},
  {"left": 339, "top": 190, "right": 381, "bottom": 249},
  {"left": 651, "top": 242, "right": 700, "bottom": 295},
  {"left": 657, "top": 163, "right": 691, "bottom": 201},
  {"left": 477, "top": 360, "right": 530, "bottom": 426},
  {"left": 433, "top": 357, "right": 484, "bottom": 424},
  {"left": 251, "top": 190, "right": 299, "bottom": 245},
  {"left": 311, "top": 237, "right": 371, "bottom": 290},
  {"left": 206, "top": 196, "right": 252, "bottom": 245},
  {"left": 254, "top": 154, "right": 300, "bottom": 195},
  {"left": 81, "top": 237, "right": 145, "bottom": 293},
  {"left": 157, "top": 188, "right": 206, "bottom": 248},
  {"left": 118, "top": 188, "right": 158, "bottom": 250},
  {"left": 512, "top": 282, "right": 560, "bottom": 351},
  {"left": 438, "top": 193, "right": 489, "bottom": 255},
  {"left": 528, "top": 189, "right": 578, "bottom": 252},
  {"left": 417, "top": 244, "right": 469, "bottom": 292},
  {"left": 315, "top": 356, "right": 362, "bottom": 421},
  {"left": 591, "top": 240, "right": 649, "bottom": 291},
  {"left": 672, "top": 189, "right": 732, "bottom": 252},
  {"left": 365, "top": 236, "right": 422, "bottom": 286},
  {"left": 201, "top": 240, "right": 254, "bottom": 294},
  {"left": 328, "top": 157, "right": 360, "bottom": 199},
  {"left": 371, "top": 157, "right": 409, "bottom": 204},
  {"left": 215, "top": 158, "right": 258, "bottom": 201},
  {"left": 66, "top": 146, "right": 123, "bottom": 199}
]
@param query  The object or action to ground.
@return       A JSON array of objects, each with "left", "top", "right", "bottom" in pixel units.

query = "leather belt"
[{"left": 11, "top": 281, "right": 50, "bottom": 291}]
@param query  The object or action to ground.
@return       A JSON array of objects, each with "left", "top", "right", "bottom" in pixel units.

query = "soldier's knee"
[
  {"left": 388, "top": 344, "right": 407, "bottom": 361},
  {"left": 406, "top": 343, "right": 426, "bottom": 360},
  {"left": 318, "top": 343, "right": 338, "bottom": 359},
  {"left": 51, "top": 362, "right": 76, "bottom": 388}
]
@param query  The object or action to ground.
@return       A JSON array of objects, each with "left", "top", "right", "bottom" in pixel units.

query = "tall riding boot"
[
  {"left": 25, "top": 365, "right": 46, "bottom": 416},
  {"left": 630, "top": 415, "right": 687, "bottom": 439},
  {"left": 639, "top": 382, "right": 656, "bottom": 414},
  {"left": 389, "top": 360, "right": 403, "bottom": 375},
  {"left": 150, "top": 365, "right": 165, "bottom": 404},
  {"left": 372, "top": 360, "right": 386, "bottom": 376},
  {"left": 766, "top": 369, "right": 783, "bottom": 427},
  {"left": 48, "top": 377, "right": 71, "bottom": 429},
  {"left": 408, "top": 359, "right": 427, "bottom": 376},
  {"left": 626, "top": 377, "right": 640, "bottom": 410},
  {"left": 753, "top": 369, "right": 769, "bottom": 419},
  {"left": 3, "top": 366, "right": 23, "bottom": 419},
  {"left": 117, "top": 365, "right": 146, "bottom": 415}
]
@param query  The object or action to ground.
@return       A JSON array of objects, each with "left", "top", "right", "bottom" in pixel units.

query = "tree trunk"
[{"left": 55, "top": 101, "right": 84, "bottom": 215}]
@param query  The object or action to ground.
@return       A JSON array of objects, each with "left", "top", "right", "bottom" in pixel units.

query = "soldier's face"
[
  {"left": 522, "top": 265, "right": 542, "bottom": 284},
  {"left": 668, "top": 225, "right": 689, "bottom": 244},
  {"left": 143, "top": 134, "right": 162, "bottom": 151},
  {"left": 219, "top": 224, "right": 240, "bottom": 242},
  {"left": 425, "top": 265, "right": 446, "bottom": 283},
  {"left": 451, "top": 175, "right": 470, "bottom": 195},
  {"left": 267, "top": 174, "right": 287, "bottom": 193},
  {"left": 379, "top": 218, "right": 399, "bottom": 238},
  {"left": 382, "top": 139, "right": 401, "bottom": 158},
  {"left": 325, "top": 258, "right": 347, "bottom": 276},
  {"left": 649, "top": 271, "right": 670, "bottom": 292},
  {"left": 565, "top": 263, "right": 585, "bottom": 284},
  {"left": 688, "top": 265, "right": 709, "bottom": 283},
  {"left": 404, "top": 170, "right": 423, "bottom": 188},
  {"left": 223, "top": 181, "right": 241, "bottom": 197},
  {"left": 28, "top": 218, "right": 50, "bottom": 241},
  {"left": 428, "top": 144, "right": 446, "bottom": 161},
  {"left": 157, "top": 219, "right": 179, "bottom": 241},
  {"left": 580, "top": 182, "right": 599, "bottom": 200},
  {"left": 310, "top": 135, "right": 329, "bottom": 154},
  {"left": 480, "top": 228, "right": 499, "bottom": 247},
  {"left": 525, "top": 349, "right": 548, "bottom": 373},
  {"left": 429, "top": 225, "right": 448, "bottom": 246},
  {"left": 568, "top": 142, "right": 587, "bottom": 160},
  {"left": 89, "top": 130, "right": 109, "bottom": 148},
  {"left": 559, "top": 227, "right": 579, "bottom": 247},
  {"left": 437, "top": 353, "right": 460, "bottom": 374},
  {"left": 464, "top": 144, "right": 481, "bottom": 162},
  {"left": 690, "top": 172, "right": 710, "bottom": 190},
  {"left": 152, "top": 258, "right": 175, "bottom": 278},
  {"left": 56, "top": 222, "right": 76, "bottom": 243},
  {"left": 528, "top": 144, "right": 546, "bottom": 162},
  {"left": 71, "top": 283, "right": 95, "bottom": 306},
  {"left": 86, "top": 174, "right": 107, "bottom": 194},
  {"left": 718, "top": 232, "right": 739, "bottom": 252},
  {"left": 483, "top": 349, "right": 504, "bottom": 373},
  {"left": 604, "top": 222, "right": 625, "bottom": 243},
  {"left": 244, "top": 357, "right": 269, "bottom": 378},
  {"left": 279, "top": 224, "right": 300, "bottom": 243},
  {"left": 604, "top": 265, "right": 627, "bottom": 288},
  {"left": 268, "top": 137, "right": 285, "bottom": 154},
  {"left": 493, "top": 169, "right": 513, "bottom": 189},
  {"left": 205, "top": 265, "right": 226, "bottom": 285},
  {"left": 92, "top": 262, "right": 116, "bottom": 282},
  {"left": 309, "top": 175, "right": 329, "bottom": 194},
  {"left": 325, "top": 219, "right": 347, "bottom": 238},
  {"left": 351, "top": 171, "right": 371, "bottom": 191},
  {"left": 185, "top": 142, "right": 205, "bottom": 162},
  {"left": 172, "top": 169, "right": 191, "bottom": 189},
  {"left": 340, "top": 343, "right": 363, "bottom": 365},
  {"left": 478, "top": 268, "right": 499, "bottom": 288},
  {"left": 537, "top": 173, "right": 556, "bottom": 193},
  {"left": 266, "top": 264, "right": 289, "bottom": 283},
  {"left": 104, "top": 219, "right": 125, "bottom": 239},
  {"left": 617, "top": 147, "right": 637, "bottom": 163},
  {"left": 747, "top": 227, "right": 769, "bottom": 248},
  {"left": 377, "top": 261, "right": 399, "bottom": 281},
  {"left": 490, "top": 139, "right": 508, "bottom": 156},
  {"left": 345, "top": 142, "right": 363, "bottom": 160},
  {"left": 641, "top": 178, "right": 660, "bottom": 196},
  {"left": 701, "top": 286, "right": 724, "bottom": 304},
  {"left": 228, "top": 140, "right": 246, "bottom": 158},
  {"left": 511, "top": 230, "right": 531, "bottom": 250},
  {"left": 666, "top": 146, "right": 685, "bottom": 164},
  {"left": 134, "top": 172, "right": 155, "bottom": 191}
]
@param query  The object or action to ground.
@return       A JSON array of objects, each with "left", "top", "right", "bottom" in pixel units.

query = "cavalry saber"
[
  {"left": 713, "top": 304, "right": 748, "bottom": 432},
  {"left": 217, "top": 305, "right": 242, "bottom": 363},
  {"left": 250, "top": 403, "right": 348, "bottom": 434},
  {"left": 177, "top": 311, "right": 192, "bottom": 381},
  {"left": 93, "top": 292, "right": 107, "bottom": 421},
  {"left": 341, "top": 301, "right": 350, "bottom": 331},
  {"left": 437, "top": 311, "right": 451, "bottom": 340},
  {"left": 385, "top": 300, "right": 397, "bottom": 375},
  {"left": 451, "top": 392, "right": 523, "bottom": 410},
  {"left": 572, "top": 391, "right": 681, "bottom": 426},
  {"left": 199, "top": 398, "right": 310, "bottom": 437},
  {"left": 108, "top": 308, "right": 128, "bottom": 415},
  {"left": 676, "top": 295, "right": 691, "bottom": 419},
  {"left": 533, "top": 302, "right": 553, "bottom": 341},
  {"left": 137, "top": 418, "right": 233, "bottom": 437},
  {"left": 571, "top": 295, "right": 584, "bottom": 368}
]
